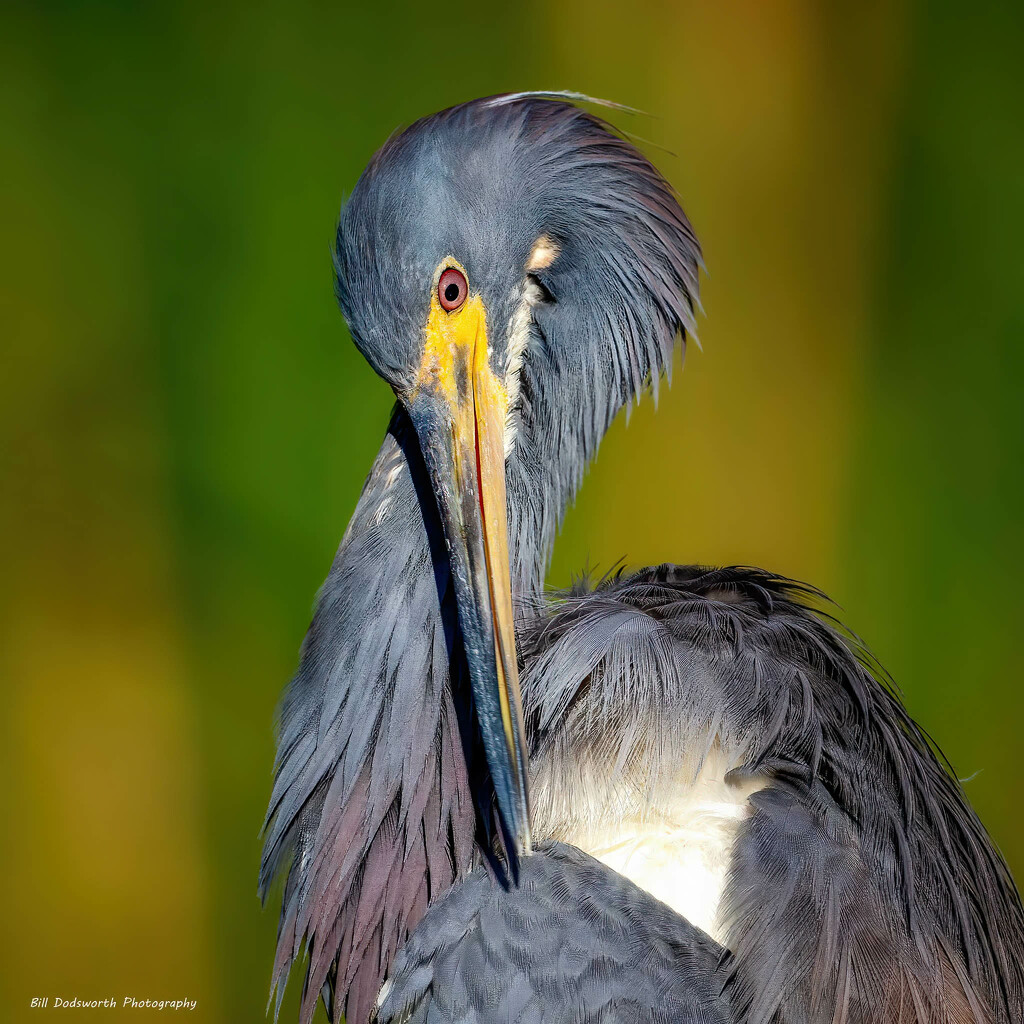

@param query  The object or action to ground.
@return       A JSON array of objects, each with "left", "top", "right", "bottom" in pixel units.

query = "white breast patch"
[{"left": 544, "top": 752, "right": 764, "bottom": 946}]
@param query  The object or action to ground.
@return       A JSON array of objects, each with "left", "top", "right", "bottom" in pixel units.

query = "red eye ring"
[{"left": 438, "top": 267, "right": 468, "bottom": 312}]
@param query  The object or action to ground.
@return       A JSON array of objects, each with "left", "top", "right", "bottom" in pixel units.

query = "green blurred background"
[{"left": 2, "top": 0, "right": 1022, "bottom": 1019}]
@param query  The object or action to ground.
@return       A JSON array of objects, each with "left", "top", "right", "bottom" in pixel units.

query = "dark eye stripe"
[{"left": 438, "top": 268, "right": 468, "bottom": 312}]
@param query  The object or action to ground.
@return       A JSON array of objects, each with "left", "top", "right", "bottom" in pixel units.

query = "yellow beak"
[{"left": 405, "top": 270, "right": 532, "bottom": 860}]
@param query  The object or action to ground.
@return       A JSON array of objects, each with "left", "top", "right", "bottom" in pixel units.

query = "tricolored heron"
[{"left": 260, "top": 94, "right": 1024, "bottom": 1024}]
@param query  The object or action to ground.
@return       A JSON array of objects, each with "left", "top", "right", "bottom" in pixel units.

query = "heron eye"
[{"left": 438, "top": 268, "right": 468, "bottom": 312}]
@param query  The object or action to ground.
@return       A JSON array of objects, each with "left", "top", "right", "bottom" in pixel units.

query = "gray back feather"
[
  {"left": 519, "top": 565, "right": 1024, "bottom": 1024},
  {"left": 376, "top": 841, "right": 735, "bottom": 1024}
]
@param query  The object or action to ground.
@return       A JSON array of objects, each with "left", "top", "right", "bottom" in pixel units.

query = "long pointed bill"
[{"left": 405, "top": 276, "right": 532, "bottom": 862}]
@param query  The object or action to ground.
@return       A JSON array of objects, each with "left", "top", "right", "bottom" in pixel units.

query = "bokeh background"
[{"left": 2, "top": 0, "right": 1022, "bottom": 1019}]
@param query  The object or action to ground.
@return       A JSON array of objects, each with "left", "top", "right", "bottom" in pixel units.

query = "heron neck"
[
  {"left": 506, "top": 448, "right": 569, "bottom": 606},
  {"left": 504, "top": 366, "right": 624, "bottom": 606}
]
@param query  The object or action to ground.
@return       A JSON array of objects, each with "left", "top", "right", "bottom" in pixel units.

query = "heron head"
[{"left": 334, "top": 93, "right": 701, "bottom": 862}]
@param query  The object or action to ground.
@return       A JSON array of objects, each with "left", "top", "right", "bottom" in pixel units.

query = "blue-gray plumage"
[
  {"left": 260, "top": 94, "right": 1024, "bottom": 1024},
  {"left": 377, "top": 841, "right": 734, "bottom": 1024}
]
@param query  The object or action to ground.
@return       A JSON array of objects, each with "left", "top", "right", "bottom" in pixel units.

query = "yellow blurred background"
[{"left": 2, "top": 0, "right": 1022, "bottom": 1020}]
